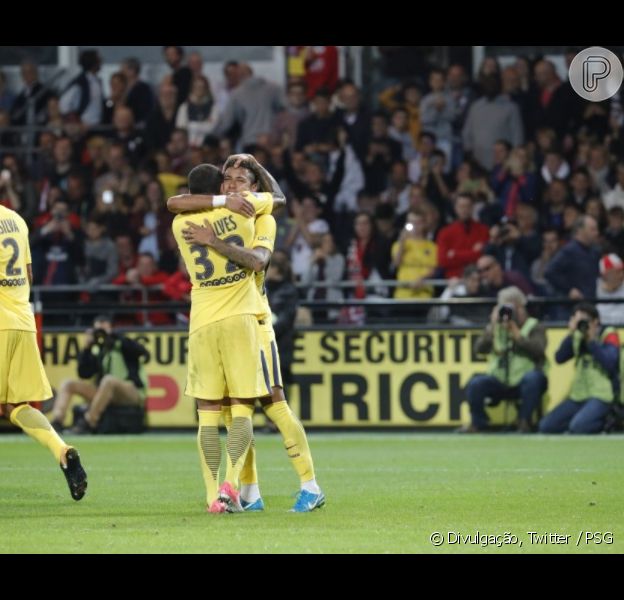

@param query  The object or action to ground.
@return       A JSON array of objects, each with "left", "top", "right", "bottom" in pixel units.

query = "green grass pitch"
[{"left": 0, "top": 433, "right": 622, "bottom": 553}]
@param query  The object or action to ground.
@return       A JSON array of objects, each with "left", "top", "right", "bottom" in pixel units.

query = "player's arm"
[
  {"left": 167, "top": 193, "right": 255, "bottom": 217},
  {"left": 182, "top": 219, "right": 271, "bottom": 273},
  {"left": 27, "top": 263, "right": 33, "bottom": 286}
]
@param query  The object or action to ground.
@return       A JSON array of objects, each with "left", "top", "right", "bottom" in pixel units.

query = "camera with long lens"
[
  {"left": 498, "top": 303, "right": 514, "bottom": 322},
  {"left": 577, "top": 318, "right": 590, "bottom": 334},
  {"left": 92, "top": 328, "right": 110, "bottom": 347}
]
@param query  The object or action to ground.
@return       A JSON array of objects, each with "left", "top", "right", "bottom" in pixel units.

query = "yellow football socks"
[
  {"left": 10, "top": 404, "right": 67, "bottom": 464},
  {"left": 224, "top": 403, "right": 254, "bottom": 487},
  {"left": 197, "top": 409, "right": 222, "bottom": 505},
  {"left": 265, "top": 401, "right": 316, "bottom": 484}
]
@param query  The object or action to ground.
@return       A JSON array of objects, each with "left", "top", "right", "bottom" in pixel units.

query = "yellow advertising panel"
[{"left": 40, "top": 328, "right": 585, "bottom": 428}]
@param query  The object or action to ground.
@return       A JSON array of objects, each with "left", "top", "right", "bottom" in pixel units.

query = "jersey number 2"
[{"left": 2, "top": 238, "right": 22, "bottom": 276}]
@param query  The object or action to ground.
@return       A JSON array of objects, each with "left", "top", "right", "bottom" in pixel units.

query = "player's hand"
[
  {"left": 84, "top": 328, "right": 95, "bottom": 347},
  {"left": 226, "top": 193, "right": 255, "bottom": 218},
  {"left": 183, "top": 219, "right": 217, "bottom": 247}
]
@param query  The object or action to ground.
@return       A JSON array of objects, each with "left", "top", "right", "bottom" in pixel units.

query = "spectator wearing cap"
[{"left": 596, "top": 254, "right": 624, "bottom": 325}]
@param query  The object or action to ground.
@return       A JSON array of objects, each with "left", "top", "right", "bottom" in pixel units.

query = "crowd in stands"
[{"left": 1, "top": 46, "right": 624, "bottom": 326}]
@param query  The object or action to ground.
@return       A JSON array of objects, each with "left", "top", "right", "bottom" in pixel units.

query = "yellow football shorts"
[
  {"left": 0, "top": 330, "right": 52, "bottom": 404},
  {"left": 186, "top": 314, "right": 271, "bottom": 400}
]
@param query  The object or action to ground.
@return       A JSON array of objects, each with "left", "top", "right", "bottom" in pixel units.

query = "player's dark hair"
[
  {"left": 222, "top": 158, "right": 258, "bottom": 185},
  {"left": 188, "top": 164, "right": 223, "bottom": 194}
]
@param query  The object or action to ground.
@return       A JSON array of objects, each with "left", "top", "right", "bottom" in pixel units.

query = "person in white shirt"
[{"left": 596, "top": 253, "right": 624, "bottom": 325}]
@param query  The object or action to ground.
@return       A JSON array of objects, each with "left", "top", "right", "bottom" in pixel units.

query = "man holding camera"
[
  {"left": 50, "top": 314, "right": 149, "bottom": 433},
  {"left": 539, "top": 303, "right": 620, "bottom": 434},
  {"left": 460, "top": 286, "right": 548, "bottom": 433}
]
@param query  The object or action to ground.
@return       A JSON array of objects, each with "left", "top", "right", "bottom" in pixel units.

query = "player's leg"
[
  {"left": 186, "top": 322, "right": 228, "bottom": 512},
  {"left": 223, "top": 398, "right": 263, "bottom": 511},
  {"left": 50, "top": 380, "right": 97, "bottom": 431},
  {"left": 259, "top": 330, "right": 324, "bottom": 512},
  {"left": 2, "top": 331, "right": 87, "bottom": 500},
  {"left": 218, "top": 315, "right": 269, "bottom": 513},
  {"left": 197, "top": 399, "right": 224, "bottom": 511}
]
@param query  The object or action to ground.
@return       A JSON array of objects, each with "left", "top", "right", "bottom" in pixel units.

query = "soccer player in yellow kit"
[
  {"left": 0, "top": 205, "right": 87, "bottom": 501},
  {"left": 171, "top": 162, "right": 275, "bottom": 513},
  {"left": 171, "top": 155, "right": 324, "bottom": 512}
]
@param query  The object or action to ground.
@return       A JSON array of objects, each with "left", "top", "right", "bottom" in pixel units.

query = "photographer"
[
  {"left": 539, "top": 303, "right": 620, "bottom": 434},
  {"left": 460, "top": 286, "right": 548, "bottom": 433},
  {"left": 50, "top": 315, "right": 149, "bottom": 433}
]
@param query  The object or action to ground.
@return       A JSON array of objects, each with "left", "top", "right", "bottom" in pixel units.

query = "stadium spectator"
[
  {"left": 0, "top": 70, "right": 14, "bottom": 112},
  {"left": 392, "top": 210, "right": 437, "bottom": 299},
  {"left": 175, "top": 75, "right": 218, "bottom": 147},
  {"left": 334, "top": 82, "right": 371, "bottom": 163},
  {"left": 462, "top": 72, "right": 524, "bottom": 171},
  {"left": 378, "top": 81, "right": 422, "bottom": 148},
  {"left": 30, "top": 199, "right": 84, "bottom": 287},
  {"left": 596, "top": 254, "right": 624, "bottom": 326},
  {"left": 10, "top": 59, "right": 54, "bottom": 126},
  {"left": 569, "top": 167, "right": 593, "bottom": 207},
  {"left": 213, "top": 63, "right": 285, "bottom": 149},
  {"left": 162, "top": 46, "right": 192, "bottom": 106},
  {"left": 530, "top": 228, "right": 561, "bottom": 296},
  {"left": 539, "top": 302, "right": 620, "bottom": 434},
  {"left": 428, "top": 264, "right": 488, "bottom": 325},
  {"left": 302, "top": 232, "right": 345, "bottom": 322},
  {"left": 109, "top": 106, "right": 146, "bottom": 168},
  {"left": 80, "top": 214, "right": 119, "bottom": 287},
  {"left": 295, "top": 87, "right": 338, "bottom": 162},
  {"left": 545, "top": 215, "right": 601, "bottom": 310},
  {"left": 120, "top": 57, "right": 155, "bottom": 126},
  {"left": 102, "top": 71, "right": 128, "bottom": 125},
  {"left": 460, "top": 286, "right": 548, "bottom": 433},
  {"left": 50, "top": 314, "right": 149, "bottom": 433},
  {"left": 436, "top": 193, "right": 489, "bottom": 279},
  {"left": 271, "top": 81, "right": 309, "bottom": 151},
  {"left": 490, "top": 145, "right": 537, "bottom": 220},
  {"left": 59, "top": 49, "right": 104, "bottom": 126},
  {"left": 364, "top": 111, "right": 402, "bottom": 194},
  {"left": 604, "top": 206, "right": 624, "bottom": 256},
  {"left": 302, "top": 46, "right": 339, "bottom": 100},
  {"left": 603, "top": 161, "right": 624, "bottom": 210},
  {"left": 144, "top": 82, "right": 178, "bottom": 153},
  {"left": 420, "top": 68, "right": 455, "bottom": 163},
  {"left": 477, "top": 255, "right": 533, "bottom": 297},
  {"left": 214, "top": 60, "right": 241, "bottom": 115},
  {"left": 284, "top": 196, "right": 330, "bottom": 281}
]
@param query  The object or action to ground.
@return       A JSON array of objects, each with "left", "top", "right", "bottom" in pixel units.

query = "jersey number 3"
[{"left": 190, "top": 244, "right": 214, "bottom": 280}]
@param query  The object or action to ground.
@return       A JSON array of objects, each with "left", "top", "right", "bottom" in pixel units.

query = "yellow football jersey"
[
  {"left": 252, "top": 214, "right": 277, "bottom": 323},
  {"left": 0, "top": 205, "right": 35, "bottom": 332},
  {"left": 172, "top": 192, "right": 273, "bottom": 333}
]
